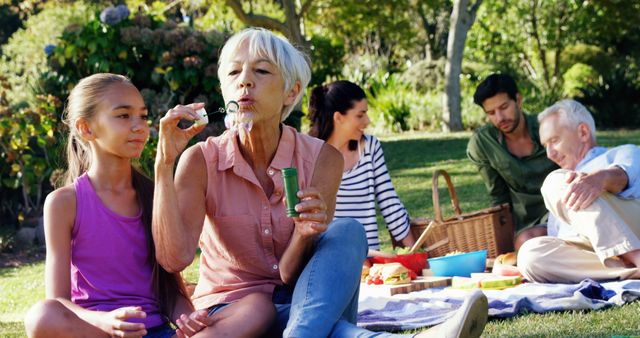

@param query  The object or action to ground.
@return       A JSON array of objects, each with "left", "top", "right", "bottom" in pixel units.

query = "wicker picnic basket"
[{"left": 409, "top": 169, "right": 514, "bottom": 259}]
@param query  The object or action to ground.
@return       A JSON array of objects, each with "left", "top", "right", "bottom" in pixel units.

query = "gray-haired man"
[{"left": 518, "top": 99, "right": 640, "bottom": 283}]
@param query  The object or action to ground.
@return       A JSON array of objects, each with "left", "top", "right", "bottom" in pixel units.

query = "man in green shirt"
[{"left": 467, "top": 74, "right": 558, "bottom": 249}]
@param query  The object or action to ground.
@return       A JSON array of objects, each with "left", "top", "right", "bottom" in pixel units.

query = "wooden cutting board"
[{"left": 361, "top": 276, "right": 452, "bottom": 297}]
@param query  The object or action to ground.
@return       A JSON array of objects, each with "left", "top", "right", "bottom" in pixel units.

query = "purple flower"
[
  {"left": 100, "top": 6, "right": 120, "bottom": 25},
  {"left": 44, "top": 44, "right": 56, "bottom": 56},
  {"left": 116, "top": 5, "right": 130, "bottom": 20},
  {"left": 100, "top": 5, "right": 130, "bottom": 26}
]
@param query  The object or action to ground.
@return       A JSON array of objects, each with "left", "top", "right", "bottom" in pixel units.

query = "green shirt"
[{"left": 466, "top": 114, "right": 559, "bottom": 232}]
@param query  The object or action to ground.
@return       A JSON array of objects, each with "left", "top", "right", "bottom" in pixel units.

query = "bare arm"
[
  {"left": 44, "top": 187, "right": 75, "bottom": 300},
  {"left": 563, "top": 166, "right": 629, "bottom": 211},
  {"left": 153, "top": 104, "right": 208, "bottom": 272},
  {"left": 154, "top": 145, "right": 208, "bottom": 272},
  {"left": 279, "top": 144, "right": 343, "bottom": 284}
]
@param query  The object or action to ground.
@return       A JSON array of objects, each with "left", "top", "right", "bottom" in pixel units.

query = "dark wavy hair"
[
  {"left": 308, "top": 80, "right": 366, "bottom": 151},
  {"left": 473, "top": 73, "right": 519, "bottom": 107}
]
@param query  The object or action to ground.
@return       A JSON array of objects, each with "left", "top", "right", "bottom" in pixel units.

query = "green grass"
[
  {"left": 2, "top": 129, "right": 640, "bottom": 337},
  {"left": 0, "top": 262, "right": 44, "bottom": 323}
]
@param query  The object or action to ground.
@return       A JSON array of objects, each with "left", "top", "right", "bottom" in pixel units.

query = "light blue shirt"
[{"left": 548, "top": 145, "right": 640, "bottom": 238}]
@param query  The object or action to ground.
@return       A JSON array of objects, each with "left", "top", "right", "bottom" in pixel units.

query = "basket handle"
[{"left": 432, "top": 169, "right": 463, "bottom": 222}]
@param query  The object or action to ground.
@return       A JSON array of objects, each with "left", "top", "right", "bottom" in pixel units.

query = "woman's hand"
[
  {"left": 175, "top": 309, "right": 209, "bottom": 337},
  {"left": 156, "top": 103, "right": 207, "bottom": 165},
  {"left": 96, "top": 306, "right": 148, "bottom": 338},
  {"left": 292, "top": 187, "right": 329, "bottom": 239}
]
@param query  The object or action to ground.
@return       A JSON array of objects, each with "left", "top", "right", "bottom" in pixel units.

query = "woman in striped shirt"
[{"left": 308, "top": 80, "right": 417, "bottom": 252}]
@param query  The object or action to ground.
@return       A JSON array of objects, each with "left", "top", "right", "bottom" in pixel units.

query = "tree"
[
  {"left": 442, "top": 0, "right": 482, "bottom": 132},
  {"left": 413, "top": 0, "right": 451, "bottom": 62},
  {"left": 465, "top": 0, "right": 640, "bottom": 113},
  {"left": 224, "top": 0, "right": 313, "bottom": 50}
]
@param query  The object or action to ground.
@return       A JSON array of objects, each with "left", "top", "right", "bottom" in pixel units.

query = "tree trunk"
[
  {"left": 442, "top": 0, "right": 482, "bottom": 132},
  {"left": 225, "top": 0, "right": 311, "bottom": 52}
]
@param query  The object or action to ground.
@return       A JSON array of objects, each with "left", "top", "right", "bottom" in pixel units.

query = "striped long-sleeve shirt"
[{"left": 334, "top": 135, "right": 411, "bottom": 249}]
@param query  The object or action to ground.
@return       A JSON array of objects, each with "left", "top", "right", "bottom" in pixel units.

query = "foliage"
[
  {"left": 308, "top": 35, "right": 345, "bottom": 87},
  {"left": 0, "top": 2, "right": 93, "bottom": 106},
  {"left": 578, "top": 68, "right": 640, "bottom": 129},
  {"left": 314, "top": 0, "right": 425, "bottom": 69},
  {"left": 366, "top": 73, "right": 412, "bottom": 133},
  {"left": 562, "top": 63, "right": 598, "bottom": 98},
  {"left": 399, "top": 58, "right": 445, "bottom": 93},
  {"left": 0, "top": 3, "right": 227, "bottom": 224},
  {"left": 0, "top": 77, "right": 62, "bottom": 218},
  {"left": 42, "top": 6, "right": 227, "bottom": 175},
  {"left": 0, "top": 2, "right": 21, "bottom": 46},
  {"left": 466, "top": 0, "right": 640, "bottom": 124}
]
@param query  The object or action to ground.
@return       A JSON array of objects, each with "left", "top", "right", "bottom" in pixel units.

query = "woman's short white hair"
[
  {"left": 538, "top": 99, "right": 596, "bottom": 141},
  {"left": 218, "top": 27, "right": 311, "bottom": 121}
]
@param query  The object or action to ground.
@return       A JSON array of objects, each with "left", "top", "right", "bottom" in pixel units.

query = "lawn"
[{"left": 2, "top": 129, "right": 640, "bottom": 337}]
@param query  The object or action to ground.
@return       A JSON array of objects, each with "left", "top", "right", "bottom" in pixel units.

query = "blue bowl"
[{"left": 427, "top": 250, "right": 487, "bottom": 277}]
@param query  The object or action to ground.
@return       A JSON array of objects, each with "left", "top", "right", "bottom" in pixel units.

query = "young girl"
[
  {"left": 308, "top": 80, "right": 417, "bottom": 253},
  {"left": 24, "top": 73, "right": 203, "bottom": 338}
]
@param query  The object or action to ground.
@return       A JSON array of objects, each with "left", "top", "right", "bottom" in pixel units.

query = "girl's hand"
[
  {"left": 97, "top": 306, "right": 147, "bottom": 337},
  {"left": 157, "top": 103, "right": 207, "bottom": 165},
  {"left": 292, "top": 187, "right": 329, "bottom": 239},
  {"left": 175, "top": 309, "right": 209, "bottom": 337}
]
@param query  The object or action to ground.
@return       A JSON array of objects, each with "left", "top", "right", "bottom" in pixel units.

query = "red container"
[{"left": 369, "top": 252, "right": 428, "bottom": 276}]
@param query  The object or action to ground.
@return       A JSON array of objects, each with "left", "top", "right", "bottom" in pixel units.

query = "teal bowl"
[{"left": 427, "top": 250, "right": 487, "bottom": 277}]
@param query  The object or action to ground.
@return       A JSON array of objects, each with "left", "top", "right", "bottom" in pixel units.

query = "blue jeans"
[
  {"left": 143, "top": 323, "right": 175, "bottom": 338},
  {"left": 271, "top": 218, "right": 413, "bottom": 338}
]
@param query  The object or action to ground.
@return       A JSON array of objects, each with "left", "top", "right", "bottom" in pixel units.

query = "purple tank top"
[{"left": 70, "top": 173, "right": 165, "bottom": 328}]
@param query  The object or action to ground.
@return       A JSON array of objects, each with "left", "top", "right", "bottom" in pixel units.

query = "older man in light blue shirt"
[{"left": 518, "top": 99, "right": 640, "bottom": 283}]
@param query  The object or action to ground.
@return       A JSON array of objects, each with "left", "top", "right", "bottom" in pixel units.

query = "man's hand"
[{"left": 562, "top": 171, "right": 605, "bottom": 211}]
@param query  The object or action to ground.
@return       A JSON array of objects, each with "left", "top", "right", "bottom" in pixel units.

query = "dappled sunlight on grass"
[{"left": 0, "top": 262, "right": 44, "bottom": 321}]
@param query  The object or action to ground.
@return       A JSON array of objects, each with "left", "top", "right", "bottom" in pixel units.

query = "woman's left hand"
[
  {"left": 175, "top": 309, "right": 209, "bottom": 337},
  {"left": 292, "top": 187, "right": 329, "bottom": 238}
]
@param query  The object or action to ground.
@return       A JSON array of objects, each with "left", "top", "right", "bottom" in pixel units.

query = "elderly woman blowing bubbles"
[{"left": 153, "top": 27, "right": 488, "bottom": 338}]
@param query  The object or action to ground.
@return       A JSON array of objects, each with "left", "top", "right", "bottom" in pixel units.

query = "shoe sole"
[{"left": 455, "top": 290, "right": 488, "bottom": 338}]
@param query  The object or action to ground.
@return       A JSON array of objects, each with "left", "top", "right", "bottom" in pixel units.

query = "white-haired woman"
[{"left": 153, "top": 27, "right": 487, "bottom": 337}]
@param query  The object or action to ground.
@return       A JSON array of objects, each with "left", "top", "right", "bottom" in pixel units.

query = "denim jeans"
[
  {"left": 271, "top": 218, "right": 413, "bottom": 338},
  {"left": 143, "top": 323, "right": 175, "bottom": 338}
]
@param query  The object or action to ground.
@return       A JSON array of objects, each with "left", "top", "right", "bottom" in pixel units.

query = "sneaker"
[{"left": 416, "top": 290, "right": 488, "bottom": 338}]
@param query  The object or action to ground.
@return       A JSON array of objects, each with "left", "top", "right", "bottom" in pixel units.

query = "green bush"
[
  {"left": 398, "top": 58, "right": 445, "bottom": 93},
  {"left": 308, "top": 35, "right": 345, "bottom": 87},
  {"left": 0, "top": 4, "right": 227, "bottom": 226},
  {"left": 405, "top": 91, "right": 443, "bottom": 131},
  {"left": 0, "top": 2, "right": 93, "bottom": 107},
  {"left": 366, "top": 73, "right": 411, "bottom": 133},
  {"left": 0, "top": 80, "right": 62, "bottom": 218},
  {"left": 563, "top": 63, "right": 599, "bottom": 98},
  {"left": 579, "top": 67, "right": 640, "bottom": 128},
  {"left": 42, "top": 6, "right": 226, "bottom": 175}
]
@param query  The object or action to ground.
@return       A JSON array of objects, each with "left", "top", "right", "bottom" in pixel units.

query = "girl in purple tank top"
[{"left": 24, "top": 73, "right": 207, "bottom": 338}]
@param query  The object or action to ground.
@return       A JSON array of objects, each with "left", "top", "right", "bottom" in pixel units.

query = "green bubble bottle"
[{"left": 281, "top": 167, "right": 300, "bottom": 217}]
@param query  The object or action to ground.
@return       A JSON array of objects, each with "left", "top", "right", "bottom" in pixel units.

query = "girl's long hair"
[
  {"left": 60, "top": 73, "right": 190, "bottom": 320},
  {"left": 133, "top": 169, "right": 190, "bottom": 320}
]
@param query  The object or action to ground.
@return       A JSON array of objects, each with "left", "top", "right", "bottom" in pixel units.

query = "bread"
[
  {"left": 367, "top": 263, "right": 412, "bottom": 285},
  {"left": 361, "top": 265, "right": 370, "bottom": 282},
  {"left": 495, "top": 252, "right": 517, "bottom": 266},
  {"left": 380, "top": 263, "right": 411, "bottom": 285}
]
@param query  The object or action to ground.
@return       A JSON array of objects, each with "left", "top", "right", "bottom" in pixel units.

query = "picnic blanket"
[{"left": 357, "top": 279, "right": 640, "bottom": 331}]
